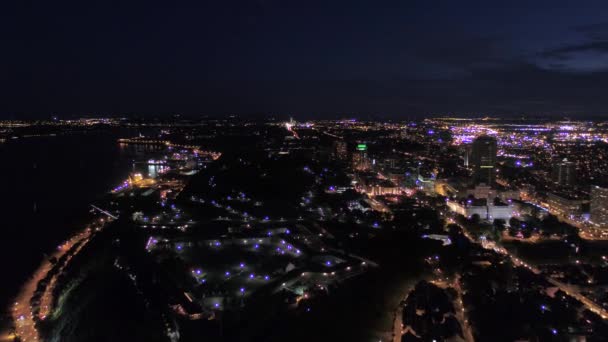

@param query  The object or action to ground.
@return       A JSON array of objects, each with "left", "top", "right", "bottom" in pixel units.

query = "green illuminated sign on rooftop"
[{"left": 357, "top": 144, "right": 367, "bottom": 151}]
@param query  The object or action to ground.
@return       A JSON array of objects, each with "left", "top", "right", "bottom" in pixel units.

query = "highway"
[{"left": 8, "top": 218, "right": 109, "bottom": 342}]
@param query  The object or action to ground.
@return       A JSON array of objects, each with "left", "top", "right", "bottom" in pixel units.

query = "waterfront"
[
  {"left": 0, "top": 130, "right": 144, "bottom": 330},
  {"left": 3, "top": 117, "right": 608, "bottom": 341}
]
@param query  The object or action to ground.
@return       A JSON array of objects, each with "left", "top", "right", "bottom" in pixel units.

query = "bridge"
[{"left": 90, "top": 205, "right": 119, "bottom": 219}]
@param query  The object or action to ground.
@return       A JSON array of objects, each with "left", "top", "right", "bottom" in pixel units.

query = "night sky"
[{"left": 3, "top": 1, "right": 608, "bottom": 118}]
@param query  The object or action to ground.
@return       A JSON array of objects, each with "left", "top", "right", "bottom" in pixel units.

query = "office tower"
[
  {"left": 352, "top": 143, "right": 370, "bottom": 170},
  {"left": 463, "top": 144, "right": 472, "bottom": 167},
  {"left": 470, "top": 135, "right": 497, "bottom": 185},
  {"left": 552, "top": 158, "right": 576, "bottom": 186},
  {"left": 333, "top": 140, "right": 348, "bottom": 161},
  {"left": 591, "top": 185, "right": 608, "bottom": 228}
]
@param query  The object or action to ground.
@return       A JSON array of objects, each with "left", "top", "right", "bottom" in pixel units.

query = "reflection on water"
[{"left": 148, "top": 164, "right": 168, "bottom": 178}]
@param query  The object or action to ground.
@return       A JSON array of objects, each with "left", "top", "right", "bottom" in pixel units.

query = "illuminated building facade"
[
  {"left": 590, "top": 186, "right": 608, "bottom": 228},
  {"left": 446, "top": 198, "right": 514, "bottom": 221},
  {"left": 545, "top": 192, "right": 583, "bottom": 219},
  {"left": 333, "top": 140, "right": 348, "bottom": 161},
  {"left": 552, "top": 158, "right": 577, "bottom": 186},
  {"left": 352, "top": 143, "right": 370, "bottom": 170},
  {"left": 470, "top": 135, "right": 497, "bottom": 185}
]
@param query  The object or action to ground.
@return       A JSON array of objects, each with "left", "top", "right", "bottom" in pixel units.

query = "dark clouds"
[
  {"left": 535, "top": 22, "right": 608, "bottom": 73},
  {"left": 2, "top": 1, "right": 608, "bottom": 118}
]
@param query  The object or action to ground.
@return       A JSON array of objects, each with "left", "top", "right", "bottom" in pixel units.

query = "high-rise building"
[
  {"left": 352, "top": 143, "right": 370, "bottom": 170},
  {"left": 545, "top": 192, "right": 583, "bottom": 219},
  {"left": 463, "top": 144, "right": 472, "bottom": 168},
  {"left": 333, "top": 140, "right": 348, "bottom": 161},
  {"left": 470, "top": 135, "right": 497, "bottom": 185},
  {"left": 552, "top": 158, "right": 576, "bottom": 186},
  {"left": 590, "top": 185, "right": 608, "bottom": 228}
]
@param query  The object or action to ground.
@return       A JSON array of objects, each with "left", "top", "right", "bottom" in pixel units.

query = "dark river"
[{"left": 0, "top": 129, "right": 155, "bottom": 328}]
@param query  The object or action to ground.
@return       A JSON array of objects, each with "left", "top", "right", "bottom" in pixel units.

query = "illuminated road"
[
  {"left": 509, "top": 256, "right": 608, "bottom": 320},
  {"left": 392, "top": 285, "right": 412, "bottom": 342},
  {"left": 8, "top": 219, "right": 109, "bottom": 342},
  {"left": 38, "top": 230, "right": 93, "bottom": 320},
  {"left": 452, "top": 219, "right": 608, "bottom": 321},
  {"left": 452, "top": 276, "right": 475, "bottom": 342},
  {"left": 429, "top": 277, "right": 474, "bottom": 342}
]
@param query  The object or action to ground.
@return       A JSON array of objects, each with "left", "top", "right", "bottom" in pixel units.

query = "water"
[{"left": 0, "top": 129, "right": 145, "bottom": 328}]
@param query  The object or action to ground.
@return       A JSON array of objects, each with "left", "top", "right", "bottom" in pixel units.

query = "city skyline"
[
  {"left": 4, "top": 2, "right": 608, "bottom": 341},
  {"left": 3, "top": 116, "right": 608, "bottom": 341}
]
